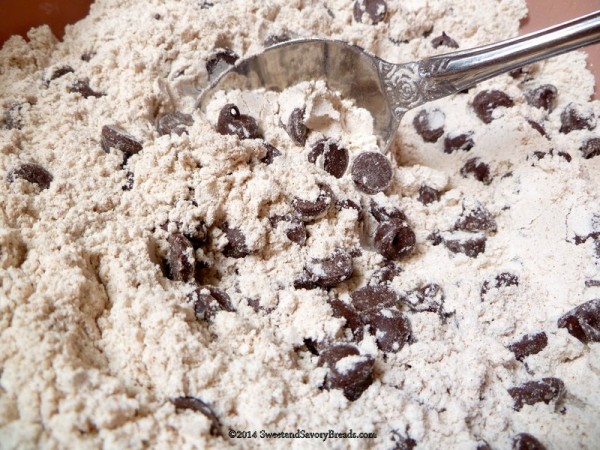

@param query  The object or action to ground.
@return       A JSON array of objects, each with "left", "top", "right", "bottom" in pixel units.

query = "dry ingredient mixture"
[{"left": 1, "top": 0, "right": 600, "bottom": 449}]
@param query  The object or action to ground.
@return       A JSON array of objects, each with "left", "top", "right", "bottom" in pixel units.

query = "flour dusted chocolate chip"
[
  {"left": 287, "top": 107, "right": 308, "bottom": 145},
  {"left": 318, "top": 344, "right": 374, "bottom": 401},
  {"left": 431, "top": 31, "right": 459, "bottom": 49},
  {"left": 525, "top": 84, "right": 557, "bottom": 112},
  {"left": 101, "top": 125, "right": 143, "bottom": 158},
  {"left": 444, "top": 234, "right": 486, "bottom": 258},
  {"left": 369, "top": 262, "right": 402, "bottom": 284},
  {"left": 405, "top": 283, "right": 444, "bottom": 313},
  {"left": 374, "top": 219, "right": 416, "bottom": 260},
  {"left": 351, "top": 152, "right": 393, "bottom": 194},
  {"left": 329, "top": 297, "right": 363, "bottom": 341},
  {"left": 292, "top": 184, "right": 333, "bottom": 221},
  {"left": 508, "top": 377, "right": 565, "bottom": 411},
  {"left": 173, "top": 396, "right": 221, "bottom": 436},
  {"left": 351, "top": 285, "right": 398, "bottom": 312},
  {"left": 455, "top": 203, "right": 497, "bottom": 232},
  {"left": 480, "top": 272, "right": 519, "bottom": 298},
  {"left": 580, "top": 137, "right": 600, "bottom": 159},
  {"left": 270, "top": 214, "right": 306, "bottom": 246},
  {"left": 69, "top": 79, "right": 105, "bottom": 98},
  {"left": 508, "top": 332, "right": 548, "bottom": 361},
  {"left": 369, "top": 199, "right": 406, "bottom": 222},
  {"left": 472, "top": 90, "right": 514, "bottom": 123},
  {"left": 308, "top": 139, "right": 349, "bottom": 179},
  {"left": 260, "top": 143, "right": 282, "bottom": 164},
  {"left": 336, "top": 199, "right": 363, "bottom": 220},
  {"left": 46, "top": 65, "right": 74, "bottom": 83},
  {"left": 167, "top": 233, "right": 195, "bottom": 282},
  {"left": 512, "top": 433, "right": 547, "bottom": 450},
  {"left": 557, "top": 299, "right": 600, "bottom": 343},
  {"left": 527, "top": 120, "right": 547, "bottom": 137},
  {"left": 559, "top": 103, "right": 596, "bottom": 134},
  {"left": 306, "top": 249, "right": 353, "bottom": 288},
  {"left": 353, "top": 0, "right": 387, "bottom": 24},
  {"left": 364, "top": 308, "right": 412, "bottom": 352},
  {"left": 476, "top": 440, "right": 492, "bottom": 450},
  {"left": 216, "top": 104, "right": 262, "bottom": 140},
  {"left": 390, "top": 431, "right": 417, "bottom": 450},
  {"left": 3, "top": 103, "right": 26, "bottom": 130},
  {"left": 189, "top": 285, "right": 234, "bottom": 320},
  {"left": 444, "top": 131, "right": 474, "bottom": 153},
  {"left": 7, "top": 163, "right": 53, "bottom": 190},
  {"left": 413, "top": 108, "right": 445, "bottom": 143},
  {"left": 460, "top": 158, "right": 492, "bottom": 184},
  {"left": 206, "top": 48, "right": 239, "bottom": 78},
  {"left": 222, "top": 226, "right": 250, "bottom": 258},
  {"left": 122, "top": 171, "right": 134, "bottom": 191},
  {"left": 418, "top": 185, "right": 440, "bottom": 205},
  {"left": 157, "top": 112, "right": 194, "bottom": 136}
]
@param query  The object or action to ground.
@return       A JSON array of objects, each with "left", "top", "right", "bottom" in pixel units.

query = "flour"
[{"left": 1, "top": 0, "right": 599, "bottom": 449}]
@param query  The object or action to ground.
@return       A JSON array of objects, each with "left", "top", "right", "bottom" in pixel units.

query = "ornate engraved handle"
[{"left": 380, "top": 11, "right": 600, "bottom": 119}]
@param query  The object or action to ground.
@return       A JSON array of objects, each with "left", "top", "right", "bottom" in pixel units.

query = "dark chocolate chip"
[
  {"left": 81, "top": 51, "right": 94, "bottom": 62},
  {"left": 431, "top": 31, "right": 459, "bottom": 49},
  {"left": 336, "top": 199, "right": 363, "bottom": 221},
  {"left": 172, "top": 396, "right": 221, "bottom": 437},
  {"left": 404, "top": 283, "right": 444, "bottom": 313},
  {"left": 189, "top": 285, "right": 234, "bottom": 320},
  {"left": 7, "top": 163, "right": 53, "bottom": 190},
  {"left": 329, "top": 297, "right": 363, "bottom": 341},
  {"left": 317, "top": 344, "right": 374, "bottom": 401},
  {"left": 264, "top": 34, "right": 291, "bottom": 47},
  {"left": 460, "top": 158, "right": 492, "bottom": 184},
  {"left": 308, "top": 139, "right": 349, "bottom": 179},
  {"left": 260, "top": 143, "right": 282, "bottom": 164},
  {"left": 444, "top": 234, "right": 486, "bottom": 258},
  {"left": 472, "top": 90, "right": 514, "bottom": 124},
  {"left": 369, "top": 262, "right": 402, "bottom": 285},
  {"left": 508, "top": 332, "right": 548, "bottom": 361},
  {"left": 369, "top": 199, "right": 406, "bottom": 222},
  {"left": 418, "top": 185, "right": 440, "bottom": 205},
  {"left": 270, "top": 214, "right": 307, "bottom": 246},
  {"left": 167, "top": 233, "right": 196, "bottom": 282},
  {"left": 292, "top": 184, "right": 333, "bottom": 221},
  {"left": 481, "top": 272, "right": 520, "bottom": 297},
  {"left": 413, "top": 108, "right": 445, "bottom": 143},
  {"left": 374, "top": 219, "right": 416, "bottom": 260},
  {"left": 353, "top": 0, "right": 387, "bottom": 24},
  {"left": 206, "top": 49, "right": 239, "bottom": 78},
  {"left": 455, "top": 203, "right": 497, "bottom": 232},
  {"left": 47, "top": 65, "right": 74, "bottom": 83},
  {"left": 306, "top": 249, "right": 353, "bottom": 288},
  {"left": 287, "top": 108, "right": 308, "bottom": 145},
  {"left": 444, "top": 132, "right": 474, "bottom": 153},
  {"left": 525, "top": 84, "right": 557, "bottom": 112},
  {"left": 527, "top": 120, "right": 547, "bottom": 137},
  {"left": 364, "top": 308, "right": 412, "bottom": 352},
  {"left": 476, "top": 440, "right": 492, "bottom": 450},
  {"left": 351, "top": 152, "right": 393, "bottom": 194},
  {"left": 557, "top": 298, "right": 600, "bottom": 344},
  {"left": 557, "top": 151, "right": 572, "bottom": 162},
  {"left": 122, "top": 171, "right": 134, "bottom": 191},
  {"left": 390, "top": 431, "right": 417, "bottom": 450},
  {"left": 559, "top": 103, "right": 596, "bottom": 134},
  {"left": 351, "top": 285, "right": 398, "bottom": 312},
  {"left": 222, "top": 226, "right": 250, "bottom": 258},
  {"left": 580, "top": 137, "right": 600, "bottom": 159},
  {"left": 3, "top": 103, "right": 26, "bottom": 130},
  {"left": 185, "top": 222, "right": 208, "bottom": 249},
  {"left": 512, "top": 433, "right": 547, "bottom": 450},
  {"left": 68, "top": 79, "right": 105, "bottom": 98},
  {"left": 157, "top": 112, "right": 194, "bottom": 136},
  {"left": 427, "top": 231, "right": 443, "bottom": 246},
  {"left": 508, "top": 378, "right": 565, "bottom": 411},
  {"left": 101, "top": 125, "right": 143, "bottom": 158},
  {"left": 303, "top": 337, "right": 321, "bottom": 355},
  {"left": 216, "top": 104, "right": 261, "bottom": 140}
]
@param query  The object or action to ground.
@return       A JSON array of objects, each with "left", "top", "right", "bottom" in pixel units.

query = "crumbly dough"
[{"left": 1, "top": 1, "right": 599, "bottom": 449}]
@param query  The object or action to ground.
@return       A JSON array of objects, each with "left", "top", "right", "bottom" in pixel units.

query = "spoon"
[{"left": 198, "top": 11, "right": 600, "bottom": 151}]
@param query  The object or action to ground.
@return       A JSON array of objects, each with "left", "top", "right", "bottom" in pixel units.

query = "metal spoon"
[{"left": 198, "top": 11, "right": 600, "bottom": 151}]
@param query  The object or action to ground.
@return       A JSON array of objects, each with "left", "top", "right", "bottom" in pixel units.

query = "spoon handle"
[{"left": 384, "top": 11, "right": 600, "bottom": 115}]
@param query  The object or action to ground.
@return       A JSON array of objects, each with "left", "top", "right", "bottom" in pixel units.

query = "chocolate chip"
[
  {"left": 216, "top": 104, "right": 261, "bottom": 140},
  {"left": 185, "top": 222, "right": 208, "bottom": 249},
  {"left": 122, "top": 171, "right": 134, "bottom": 191},
  {"left": 306, "top": 249, "right": 353, "bottom": 288},
  {"left": 47, "top": 65, "right": 74, "bottom": 83},
  {"left": 189, "top": 285, "right": 234, "bottom": 320},
  {"left": 390, "top": 431, "right": 417, "bottom": 450},
  {"left": 525, "top": 84, "right": 557, "bottom": 112},
  {"left": 369, "top": 262, "right": 402, "bottom": 285},
  {"left": 557, "top": 151, "right": 572, "bottom": 162},
  {"left": 157, "top": 112, "right": 194, "bottom": 136},
  {"left": 264, "top": 34, "right": 291, "bottom": 47},
  {"left": 559, "top": 103, "right": 596, "bottom": 134},
  {"left": 81, "top": 51, "right": 94, "bottom": 62},
  {"left": 527, "top": 120, "right": 547, "bottom": 137},
  {"left": 508, "top": 377, "right": 565, "bottom": 411},
  {"left": 292, "top": 184, "right": 333, "bottom": 221},
  {"left": 580, "top": 137, "right": 600, "bottom": 159},
  {"left": 431, "top": 32, "right": 459, "bottom": 49},
  {"left": 308, "top": 139, "right": 349, "bottom": 179},
  {"left": 7, "top": 163, "right": 53, "bottom": 190},
  {"left": 480, "top": 272, "right": 519, "bottom": 299},
  {"left": 351, "top": 285, "right": 398, "bottom": 312},
  {"left": 351, "top": 152, "right": 393, "bottom": 195},
  {"left": 270, "top": 214, "right": 307, "bottom": 246},
  {"left": 369, "top": 199, "right": 406, "bottom": 222},
  {"left": 68, "top": 79, "right": 105, "bottom": 98},
  {"left": 444, "top": 132, "right": 474, "bottom": 153},
  {"left": 336, "top": 199, "right": 363, "bottom": 220},
  {"left": 460, "top": 158, "right": 492, "bottom": 184},
  {"left": 222, "top": 226, "right": 250, "bottom": 258},
  {"left": 413, "top": 109, "right": 445, "bottom": 143},
  {"left": 364, "top": 308, "right": 412, "bottom": 352},
  {"left": 428, "top": 231, "right": 443, "bottom": 246},
  {"left": 303, "top": 338, "right": 321, "bottom": 355},
  {"left": 206, "top": 48, "right": 239, "bottom": 78},
  {"left": 512, "top": 433, "right": 547, "bottom": 450},
  {"left": 444, "top": 234, "right": 486, "bottom": 258},
  {"left": 101, "top": 125, "right": 143, "bottom": 158},
  {"left": 404, "top": 283, "right": 444, "bottom": 313},
  {"left": 472, "top": 90, "right": 514, "bottom": 123},
  {"left": 287, "top": 108, "right": 308, "bottom": 145},
  {"left": 418, "top": 185, "right": 440, "bottom": 205},
  {"left": 455, "top": 203, "right": 497, "bottom": 232},
  {"left": 476, "top": 440, "right": 492, "bottom": 450},
  {"left": 317, "top": 344, "right": 374, "bottom": 401},
  {"left": 353, "top": 0, "right": 387, "bottom": 24},
  {"left": 260, "top": 143, "right": 282, "bottom": 164},
  {"left": 3, "top": 103, "right": 26, "bottom": 130},
  {"left": 167, "top": 233, "right": 195, "bottom": 282},
  {"left": 329, "top": 297, "right": 363, "bottom": 341},
  {"left": 374, "top": 219, "right": 416, "bottom": 260},
  {"left": 172, "top": 396, "right": 221, "bottom": 437},
  {"left": 508, "top": 332, "right": 548, "bottom": 361},
  {"left": 557, "top": 298, "right": 600, "bottom": 343}
]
